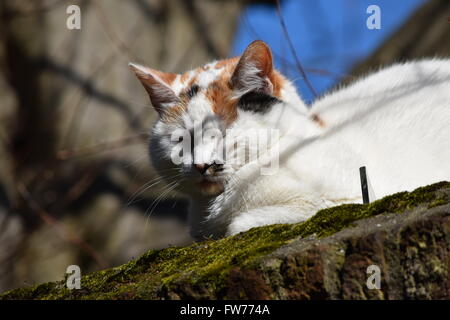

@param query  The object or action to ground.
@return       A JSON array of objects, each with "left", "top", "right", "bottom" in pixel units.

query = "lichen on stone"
[{"left": 1, "top": 181, "right": 448, "bottom": 300}]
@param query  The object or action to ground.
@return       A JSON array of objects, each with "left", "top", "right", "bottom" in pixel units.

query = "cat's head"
[{"left": 129, "top": 40, "right": 300, "bottom": 197}]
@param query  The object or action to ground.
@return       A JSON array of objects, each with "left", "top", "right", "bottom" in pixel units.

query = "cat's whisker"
[
  {"left": 125, "top": 176, "right": 166, "bottom": 206},
  {"left": 125, "top": 171, "right": 182, "bottom": 207},
  {"left": 125, "top": 152, "right": 151, "bottom": 168},
  {"left": 148, "top": 181, "right": 180, "bottom": 217},
  {"left": 229, "top": 175, "right": 249, "bottom": 213},
  {"left": 143, "top": 180, "right": 180, "bottom": 229}
]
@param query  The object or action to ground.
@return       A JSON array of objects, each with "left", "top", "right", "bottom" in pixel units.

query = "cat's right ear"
[
  {"left": 231, "top": 40, "right": 274, "bottom": 95},
  {"left": 128, "top": 63, "right": 179, "bottom": 115}
]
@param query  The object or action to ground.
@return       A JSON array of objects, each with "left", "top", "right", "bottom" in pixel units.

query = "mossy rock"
[{"left": 1, "top": 181, "right": 449, "bottom": 300}]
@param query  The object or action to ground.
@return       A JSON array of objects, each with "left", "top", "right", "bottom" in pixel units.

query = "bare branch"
[
  {"left": 56, "top": 133, "right": 149, "bottom": 161},
  {"left": 16, "top": 184, "right": 107, "bottom": 268},
  {"left": 274, "top": 0, "right": 318, "bottom": 98}
]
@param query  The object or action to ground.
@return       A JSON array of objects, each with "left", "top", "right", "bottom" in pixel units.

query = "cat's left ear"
[
  {"left": 128, "top": 63, "right": 179, "bottom": 115},
  {"left": 231, "top": 40, "right": 274, "bottom": 95}
]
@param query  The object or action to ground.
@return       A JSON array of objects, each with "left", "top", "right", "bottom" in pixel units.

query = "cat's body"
[
  {"left": 130, "top": 41, "right": 450, "bottom": 240},
  {"left": 205, "top": 58, "right": 450, "bottom": 237}
]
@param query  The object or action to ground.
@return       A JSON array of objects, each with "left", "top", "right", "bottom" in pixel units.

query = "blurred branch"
[
  {"left": 16, "top": 184, "right": 107, "bottom": 268},
  {"left": 134, "top": 0, "right": 168, "bottom": 23},
  {"left": 56, "top": 166, "right": 100, "bottom": 210},
  {"left": 92, "top": 1, "right": 142, "bottom": 62},
  {"left": 42, "top": 57, "right": 143, "bottom": 130},
  {"left": 62, "top": 20, "right": 144, "bottom": 148},
  {"left": 56, "top": 133, "right": 149, "bottom": 161},
  {"left": 0, "top": 0, "right": 65, "bottom": 18},
  {"left": 180, "top": 0, "right": 223, "bottom": 58},
  {"left": 274, "top": 0, "right": 317, "bottom": 98}
]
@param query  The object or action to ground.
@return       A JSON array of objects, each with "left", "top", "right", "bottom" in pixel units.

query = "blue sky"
[{"left": 232, "top": 0, "right": 425, "bottom": 104}]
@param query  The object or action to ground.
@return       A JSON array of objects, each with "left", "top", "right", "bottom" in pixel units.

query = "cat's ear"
[
  {"left": 231, "top": 40, "right": 274, "bottom": 95},
  {"left": 128, "top": 63, "right": 179, "bottom": 114}
]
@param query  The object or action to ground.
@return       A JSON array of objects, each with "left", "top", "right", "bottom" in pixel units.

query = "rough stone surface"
[{"left": 1, "top": 181, "right": 449, "bottom": 300}]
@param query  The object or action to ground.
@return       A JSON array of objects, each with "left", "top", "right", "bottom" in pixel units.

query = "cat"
[{"left": 129, "top": 40, "right": 450, "bottom": 240}]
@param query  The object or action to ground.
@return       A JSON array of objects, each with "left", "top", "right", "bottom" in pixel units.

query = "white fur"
[
  {"left": 150, "top": 59, "right": 450, "bottom": 239},
  {"left": 205, "top": 59, "right": 450, "bottom": 238}
]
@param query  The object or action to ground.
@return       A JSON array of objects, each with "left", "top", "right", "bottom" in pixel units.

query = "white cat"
[{"left": 129, "top": 40, "right": 450, "bottom": 240}]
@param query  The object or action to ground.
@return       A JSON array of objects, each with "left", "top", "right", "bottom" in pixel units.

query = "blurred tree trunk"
[
  {"left": 0, "top": 1, "right": 61, "bottom": 228},
  {"left": 343, "top": 0, "right": 450, "bottom": 83},
  {"left": 0, "top": 2, "right": 56, "bottom": 174}
]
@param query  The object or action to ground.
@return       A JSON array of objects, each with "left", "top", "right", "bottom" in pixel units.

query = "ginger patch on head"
[
  {"left": 205, "top": 80, "right": 238, "bottom": 127},
  {"left": 130, "top": 40, "right": 289, "bottom": 125},
  {"left": 157, "top": 47, "right": 288, "bottom": 127}
]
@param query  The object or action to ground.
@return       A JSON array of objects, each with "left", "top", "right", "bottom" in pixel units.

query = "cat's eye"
[
  {"left": 171, "top": 135, "right": 184, "bottom": 144},
  {"left": 187, "top": 85, "right": 199, "bottom": 98}
]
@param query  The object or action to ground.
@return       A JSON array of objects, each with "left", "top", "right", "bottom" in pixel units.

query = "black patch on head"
[
  {"left": 237, "top": 91, "right": 281, "bottom": 114},
  {"left": 187, "top": 84, "right": 200, "bottom": 98}
]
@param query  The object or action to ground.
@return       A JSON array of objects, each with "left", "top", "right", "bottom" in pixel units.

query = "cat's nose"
[
  {"left": 194, "top": 164, "right": 209, "bottom": 175},
  {"left": 194, "top": 163, "right": 223, "bottom": 175}
]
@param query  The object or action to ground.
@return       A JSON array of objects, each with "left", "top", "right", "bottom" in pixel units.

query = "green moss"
[{"left": 1, "top": 181, "right": 448, "bottom": 300}]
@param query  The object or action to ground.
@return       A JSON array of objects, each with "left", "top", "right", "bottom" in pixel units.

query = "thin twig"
[
  {"left": 56, "top": 165, "right": 101, "bottom": 211},
  {"left": 2, "top": 0, "right": 66, "bottom": 17},
  {"left": 180, "top": 0, "right": 223, "bottom": 58},
  {"left": 17, "top": 184, "right": 107, "bottom": 268},
  {"left": 61, "top": 17, "right": 144, "bottom": 149},
  {"left": 275, "top": 0, "right": 318, "bottom": 98},
  {"left": 92, "top": 1, "right": 141, "bottom": 62},
  {"left": 241, "top": 9, "right": 353, "bottom": 80},
  {"left": 57, "top": 133, "right": 148, "bottom": 161}
]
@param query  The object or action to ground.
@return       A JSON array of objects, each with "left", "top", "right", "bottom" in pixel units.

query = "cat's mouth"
[{"left": 197, "top": 178, "right": 225, "bottom": 196}]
